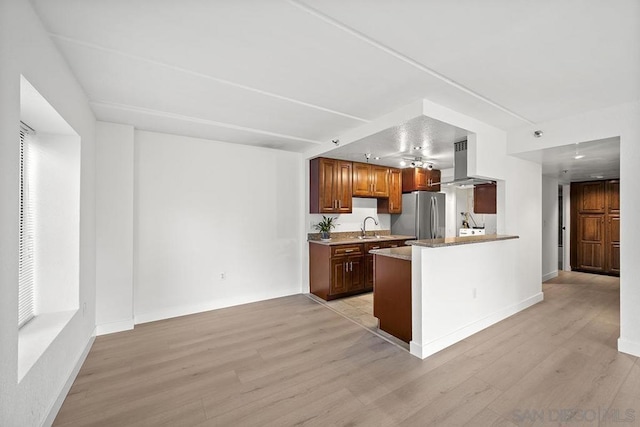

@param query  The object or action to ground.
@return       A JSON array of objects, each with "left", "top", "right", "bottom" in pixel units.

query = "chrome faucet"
[{"left": 362, "top": 216, "right": 379, "bottom": 237}]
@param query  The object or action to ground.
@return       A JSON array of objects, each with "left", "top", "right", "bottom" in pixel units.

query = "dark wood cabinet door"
[
  {"left": 330, "top": 259, "right": 348, "bottom": 295},
  {"left": 474, "top": 183, "right": 497, "bottom": 214},
  {"left": 577, "top": 215, "right": 604, "bottom": 272},
  {"left": 371, "top": 166, "right": 389, "bottom": 197},
  {"left": 425, "top": 169, "right": 441, "bottom": 192},
  {"left": 606, "top": 215, "right": 620, "bottom": 273},
  {"left": 579, "top": 181, "right": 605, "bottom": 213},
  {"left": 336, "top": 161, "right": 352, "bottom": 213},
  {"left": 378, "top": 168, "right": 402, "bottom": 213},
  {"left": 318, "top": 158, "right": 337, "bottom": 213},
  {"left": 352, "top": 163, "right": 371, "bottom": 197},
  {"left": 364, "top": 255, "right": 374, "bottom": 290},
  {"left": 348, "top": 256, "right": 365, "bottom": 292},
  {"left": 606, "top": 180, "right": 619, "bottom": 215}
]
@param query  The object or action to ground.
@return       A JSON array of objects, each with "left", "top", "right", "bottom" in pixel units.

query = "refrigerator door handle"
[
  {"left": 434, "top": 197, "right": 439, "bottom": 238},
  {"left": 430, "top": 197, "right": 435, "bottom": 239}
]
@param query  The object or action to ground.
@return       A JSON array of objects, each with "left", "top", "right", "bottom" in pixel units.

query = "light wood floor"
[{"left": 54, "top": 272, "right": 638, "bottom": 426}]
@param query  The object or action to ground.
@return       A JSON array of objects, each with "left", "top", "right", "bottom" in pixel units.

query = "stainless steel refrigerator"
[{"left": 391, "top": 191, "right": 445, "bottom": 239}]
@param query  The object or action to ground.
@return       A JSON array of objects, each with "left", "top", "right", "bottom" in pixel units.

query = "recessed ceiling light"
[
  {"left": 413, "top": 146, "right": 422, "bottom": 150},
  {"left": 399, "top": 160, "right": 407, "bottom": 167},
  {"left": 590, "top": 174, "right": 604, "bottom": 179},
  {"left": 574, "top": 154, "right": 585, "bottom": 160},
  {"left": 374, "top": 156, "right": 381, "bottom": 160}
]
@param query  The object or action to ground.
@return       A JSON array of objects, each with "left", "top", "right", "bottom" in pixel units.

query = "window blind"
[{"left": 18, "top": 123, "right": 35, "bottom": 328}]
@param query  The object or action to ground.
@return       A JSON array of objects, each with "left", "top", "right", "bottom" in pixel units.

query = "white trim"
[
  {"left": 618, "top": 337, "right": 640, "bottom": 358},
  {"left": 42, "top": 331, "right": 95, "bottom": 427},
  {"left": 410, "top": 292, "right": 544, "bottom": 359},
  {"left": 134, "top": 290, "right": 299, "bottom": 325},
  {"left": 96, "top": 319, "right": 134, "bottom": 336},
  {"left": 542, "top": 271, "right": 559, "bottom": 282}
]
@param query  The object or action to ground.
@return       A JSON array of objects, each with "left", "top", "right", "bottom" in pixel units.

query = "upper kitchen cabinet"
[
  {"left": 310, "top": 158, "right": 352, "bottom": 214},
  {"left": 377, "top": 168, "right": 402, "bottom": 214},
  {"left": 352, "top": 163, "right": 389, "bottom": 198},
  {"left": 474, "top": 182, "right": 497, "bottom": 214},
  {"left": 402, "top": 168, "right": 441, "bottom": 192}
]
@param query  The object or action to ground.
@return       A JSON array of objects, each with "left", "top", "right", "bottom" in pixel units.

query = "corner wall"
[
  {"left": 0, "top": 0, "right": 97, "bottom": 425},
  {"left": 541, "top": 176, "right": 559, "bottom": 281}
]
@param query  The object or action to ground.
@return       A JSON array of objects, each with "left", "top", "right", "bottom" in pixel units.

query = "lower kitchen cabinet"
[
  {"left": 309, "top": 239, "right": 407, "bottom": 300},
  {"left": 310, "top": 243, "right": 365, "bottom": 300}
]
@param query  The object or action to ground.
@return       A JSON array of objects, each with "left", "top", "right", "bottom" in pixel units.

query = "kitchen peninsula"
[{"left": 406, "top": 234, "right": 543, "bottom": 360}]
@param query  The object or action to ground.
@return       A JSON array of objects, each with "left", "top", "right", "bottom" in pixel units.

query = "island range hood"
[{"left": 440, "top": 140, "right": 494, "bottom": 187}]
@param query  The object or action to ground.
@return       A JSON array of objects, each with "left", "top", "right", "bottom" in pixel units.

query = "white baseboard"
[
  {"left": 42, "top": 330, "right": 95, "bottom": 427},
  {"left": 618, "top": 337, "right": 640, "bottom": 358},
  {"left": 134, "top": 290, "right": 299, "bottom": 325},
  {"left": 96, "top": 319, "right": 134, "bottom": 336},
  {"left": 542, "top": 271, "right": 559, "bottom": 282},
  {"left": 410, "top": 292, "right": 544, "bottom": 359}
]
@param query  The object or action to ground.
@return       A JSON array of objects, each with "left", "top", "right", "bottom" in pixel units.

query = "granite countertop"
[
  {"left": 308, "top": 233, "right": 415, "bottom": 246},
  {"left": 407, "top": 234, "right": 519, "bottom": 248},
  {"left": 369, "top": 246, "right": 412, "bottom": 261}
]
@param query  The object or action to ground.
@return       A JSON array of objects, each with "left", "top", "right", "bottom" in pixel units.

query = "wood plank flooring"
[{"left": 54, "top": 272, "right": 638, "bottom": 426}]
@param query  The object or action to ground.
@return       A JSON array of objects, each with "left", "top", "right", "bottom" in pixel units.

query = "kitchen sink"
[{"left": 357, "top": 235, "right": 384, "bottom": 240}]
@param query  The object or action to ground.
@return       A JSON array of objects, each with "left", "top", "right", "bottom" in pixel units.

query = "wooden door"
[
  {"left": 330, "top": 259, "right": 348, "bottom": 295},
  {"left": 577, "top": 214, "right": 604, "bottom": 272},
  {"left": 606, "top": 215, "right": 620, "bottom": 273},
  {"left": 336, "top": 161, "right": 352, "bottom": 213},
  {"left": 606, "top": 180, "right": 619, "bottom": 215},
  {"left": 352, "top": 163, "right": 372, "bottom": 197},
  {"left": 579, "top": 181, "right": 605, "bottom": 213},
  {"left": 371, "top": 166, "right": 389, "bottom": 197}
]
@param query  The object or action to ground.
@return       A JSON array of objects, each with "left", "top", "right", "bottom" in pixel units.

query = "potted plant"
[{"left": 314, "top": 215, "right": 337, "bottom": 241}]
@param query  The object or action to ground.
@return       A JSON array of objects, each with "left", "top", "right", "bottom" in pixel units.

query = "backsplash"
[{"left": 308, "top": 198, "right": 391, "bottom": 233}]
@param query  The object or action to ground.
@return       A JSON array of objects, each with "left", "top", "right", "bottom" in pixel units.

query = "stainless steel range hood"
[{"left": 440, "top": 140, "right": 494, "bottom": 187}]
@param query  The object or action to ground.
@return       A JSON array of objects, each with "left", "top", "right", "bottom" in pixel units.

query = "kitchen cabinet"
[
  {"left": 377, "top": 168, "right": 402, "bottom": 214},
  {"left": 309, "top": 243, "right": 364, "bottom": 300},
  {"left": 571, "top": 179, "right": 619, "bottom": 275},
  {"left": 474, "top": 182, "right": 497, "bottom": 214},
  {"left": 402, "top": 168, "right": 440, "bottom": 192},
  {"left": 352, "top": 163, "right": 389, "bottom": 197},
  {"left": 364, "top": 240, "right": 406, "bottom": 290},
  {"left": 309, "top": 157, "right": 352, "bottom": 214}
]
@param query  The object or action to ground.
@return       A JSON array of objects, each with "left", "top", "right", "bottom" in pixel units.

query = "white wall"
[
  {"left": 508, "top": 101, "right": 640, "bottom": 357},
  {"left": 133, "top": 130, "right": 304, "bottom": 324},
  {"left": 0, "top": 0, "right": 97, "bottom": 425},
  {"left": 541, "top": 176, "right": 559, "bottom": 281},
  {"left": 562, "top": 184, "right": 571, "bottom": 271},
  {"left": 96, "top": 122, "right": 134, "bottom": 334}
]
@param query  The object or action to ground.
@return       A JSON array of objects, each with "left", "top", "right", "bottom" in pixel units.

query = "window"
[{"left": 18, "top": 123, "right": 35, "bottom": 328}]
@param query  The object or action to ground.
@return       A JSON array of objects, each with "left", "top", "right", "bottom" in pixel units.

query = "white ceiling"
[
  {"left": 514, "top": 137, "right": 620, "bottom": 184},
  {"left": 31, "top": 1, "right": 638, "bottom": 173}
]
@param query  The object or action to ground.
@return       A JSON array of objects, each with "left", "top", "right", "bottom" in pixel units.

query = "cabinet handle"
[
  {"left": 338, "top": 200, "right": 342, "bottom": 209},
  {"left": 372, "top": 246, "right": 380, "bottom": 250},
  {"left": 349, "top": 261, "right": 353, "bottom": 272},
  {"left": 390, "top": 245, "right": 398, "bottom": 248},
  {"left": 344, "top": 249, "right": 354, "bottom": 253}
]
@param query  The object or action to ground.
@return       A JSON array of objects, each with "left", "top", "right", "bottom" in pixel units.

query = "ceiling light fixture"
[
  {"left": 374, "top": 156, "right": 381, "bottom": 160},
  {"left": 533, "top": 130, "right": 543, "bottom": 138},
  {"left": 574, "top": 154, "right": 585, "bottom": 160},
  {"left": 400, "top": 160, "right": 407, "bottom": 167},
  {"left": 413, "top": 146, "right": 422, "bottom": 150}
]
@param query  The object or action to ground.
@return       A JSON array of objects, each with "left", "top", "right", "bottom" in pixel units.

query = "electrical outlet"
[{"left": 220, "top": 272, "right": 226, "bottom": 280}]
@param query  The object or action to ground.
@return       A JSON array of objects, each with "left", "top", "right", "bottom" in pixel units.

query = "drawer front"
[
  {"left": 364, "top": 242, "right": 385, "bottom": 252},
  {"left": 331, "top": 244, "right": 363, "bottom": 257}
]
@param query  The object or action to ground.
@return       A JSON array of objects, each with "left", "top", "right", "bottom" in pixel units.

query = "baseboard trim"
[
  {"left": 96, "top": 319, "right": 134, "bottom": 336},
  {"left": 42, "top": 330, "right": 95, "bottom": 427},
  {"left": 134, "top": 290, "right": 300, "bottom": 325},
  {"left": 618, "top": 337, "right": 640, "bottom": 358},
  {"left": 542, "top": 271, "right": 559, "bottom": 282},
  {"left": 410, "top": 292, "right": 544, "bottom": 359}
]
